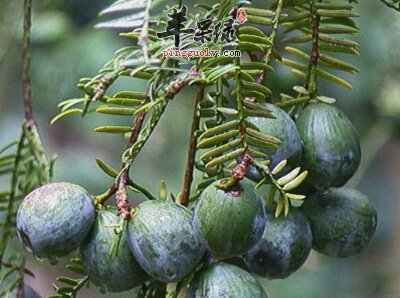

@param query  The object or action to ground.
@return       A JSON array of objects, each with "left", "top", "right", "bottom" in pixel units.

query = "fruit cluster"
[{"left": 16, "top": 102, "right": 377, "bottom": 297}]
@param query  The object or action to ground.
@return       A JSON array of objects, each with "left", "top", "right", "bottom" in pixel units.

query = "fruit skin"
[
  {"left": 244, "top": 208, "right": 312, "bottom": 279},
  {"left": 80, "top": 209, "right": 148, "bottom": 292},
  {"left": 302, "top": 187, "right": 377, "bottom": 257},
  {"left": 296, "top": 102, "right": 361, "bottom": 189},
  {"left": 16, "top": 182, "right": 95, "bottom": 260},
  {"left": 127, "top": 200, "right": 205, "bottom": 283},
  {"left": 193, "top": 180, "right": 265, "bottom": 259},
  {"left": 245, "top": 103, "right": 303, "bottom": 181},
  {"left": 187, "top": 262, "right": 267, "bottom": 298}
]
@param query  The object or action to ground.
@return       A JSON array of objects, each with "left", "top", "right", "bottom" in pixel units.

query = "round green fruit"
[
  {"left": 296, "top": 102, "right": 361, "bottom": 189},
  {"left": 187, "top": 262, "right": 267, "bottom": 298},
  {"left": 245, "top": 103, "right": 303, "bottom": 181},
  {"left": 128, "top": 200, "right": 205, "bottom": 283},
  {"left": 244, "top": 208, "right": 312, "bottom": 279},
  {"left": 302, "top": 187, "right": 377, "bottom": 257},
  {"left": 193, "top": 180, "right": 265, "bottom": 258},
  {"left": 80, "top": 209, "right": 147, "bottom": 293},
  {"left": 16, "top": 182, "right": 95, "bottom": 261}
]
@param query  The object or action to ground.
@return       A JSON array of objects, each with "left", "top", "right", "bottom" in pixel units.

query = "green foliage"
[
  {"left": 4, "top": 0, "right": 392, "bottom": 296},
  {"left": 0, "top": 123, "right": 54, "bottom": 296},
  {"left": 279, "top": 0, "right": 360, "bottom": 92},
  {"left": 49, "top": 258, "right": 89, "bottom": 298},
  {"left": 51, "top": 0, "right": 364, "bottom": 216}
]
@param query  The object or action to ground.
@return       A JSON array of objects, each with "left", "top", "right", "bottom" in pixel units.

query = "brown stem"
[
  {"left": 232, "top": 153, "right": 253, "bottom": 180},
  {"left": 115, "top": 101, "right": 148, "bottom": 216},
  {"left": 181, "top": 88, "right": 204, "bottom": 206},
  {"left": 127, "top": 107, "right": 147, "bottom": 149},
  {"left": 95, "top": 184, "right": 117, "bottom": 204},
  {"left": 91, "top": 74, "right": 117, "bottom": 102},
  {"left": 0, "top": 261, "right": 34, "bottom": 277},
  {"left": 116, "top": 171, "right": 131, "bottom": 220},
  {"left": 258, "top": 0, "right": 283, "bottom": 86},
  {"left": 16, "top": 259, "right": 27, "bottom": 298},
  {"left": 16, "top": 282, "right": 24, "bottom": 298},
  {"left": 100, "top": 71, "right": 203, "bottom": 208},
  {"left": 22, "top": 0, "right": 34, "bottom": 126},
  {"left": 304, "top": 0, "right": 320, "bottom": 98}
]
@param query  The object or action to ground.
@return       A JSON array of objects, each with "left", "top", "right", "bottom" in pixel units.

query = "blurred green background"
[{"left": 1, "top": 0, "right": 400, "bottom": 297}]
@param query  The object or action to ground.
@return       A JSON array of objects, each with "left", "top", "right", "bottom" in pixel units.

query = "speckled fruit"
[
  {"left": 80, "top": 209, "right": 147, "bottom": 292},
  {"left": 16, "top": 182, "right": 95, "bottom": 260},
  {"left": 193, "top": 180, "right": 265, "bottom": 259},
  {"left": 244, "top": 208, "right": 312, "bottom": 279},
  {"left": 127, "top": 200, "right": 205, "bottom": 283},
  {"left": 302, "top": 187, "right": 377, "bottom": 257},
  {"left": 245, "top": 103, "right": 303, "bottom": 182},
  {"left": 187, "top": 263, "right": 267, "bottom": 298},
  {"left": 296, "top": 102, "right": 361, "bottom": 189}
]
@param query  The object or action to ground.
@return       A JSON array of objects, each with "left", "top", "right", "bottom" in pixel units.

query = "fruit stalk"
[
  {"left": 115, "top": 107, "right": 147, "bottom": 217},
  {"left": 116, "top": 172, "right": 131, "bottom": 220},
  {"left": 181, "top": 87, "right": 204, "bottom": 206},
  {"left": 232, "top": 153, "right": 254, "bottom": 180}
]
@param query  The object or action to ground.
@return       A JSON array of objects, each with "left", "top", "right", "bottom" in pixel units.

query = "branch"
[
  {"left": 304, "top": 0, "right": 320, "bottom": 98},
  {"left": 259, "top": 0, "right": 284, "bottom": 84},
  {"left": 22, "top": 0, "right": 33, "bottom": 126},
  {"left": 98, "top": 71, "right": 203, "bottom": 209},
  {"left": 276, "top": 96, "right": 309, "bottom": 108},
  {"left": 0, "top": 129, "right": 26, "bottom": 266},
  {"left": 181, "top": 87, "right": 204, "bottom": 206},
  {"left": 21, "top": 0, "right": 50, "bottom": 182},
  {"left": 138, "top": 0, "right": 153, "bottom": 64},
  {"left": 0, "top": 261, "right": 34, "bottom": 278},
  {"left": 115, "top": 101, "right": 148, "bottom": 218}
]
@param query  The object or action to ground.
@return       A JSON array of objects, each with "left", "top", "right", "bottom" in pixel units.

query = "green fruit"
[
  {"left": 302, "top": 187, "right": 377, "bottom": 257},
  {"left": 80, "top": 209, "right": 147, "bottom": 293},
  {"left": 187, "top": 262, "right": 267, "bottom": 298},
  {"left": 244, "top": 208, "right": 312, "bottom": 279},
  {"left": 16, "top": 182, "right": 95, "bottom": 261},
  {"left": 193, "top": 180, "right": 265, "bottom": 258},
  {"left": 128, "top": 200, "right": 205, "bottom": 283},
  {"left": 246, "top": 103, "right": 303, "bottom": 181},
  {"left": 296, "top": 102, "right": 361, "bottom": 189}
]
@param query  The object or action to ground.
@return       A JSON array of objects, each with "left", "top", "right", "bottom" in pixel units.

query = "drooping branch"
[
  {"left": 21, "top": 0, "right": 50, "bottom": 183},
  {"left": 96, "top": 71, "right": 204, "bottom": 211},
  {"left": 22, "top": 0, "right": 34, "bottom": 126},
  {"left": 181, "top": 87, "right": 204, "bottom": 206}
]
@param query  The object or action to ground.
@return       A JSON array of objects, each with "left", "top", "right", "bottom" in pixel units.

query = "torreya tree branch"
[
  {"left": 22, "top": 0, "right": 33, "bottom": 126},
  {"left": 181, "top": 87, "right": 204, "bottom": 206},
  {"left": 305, "top": 0, "right": 320, "bottom": 99}
]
